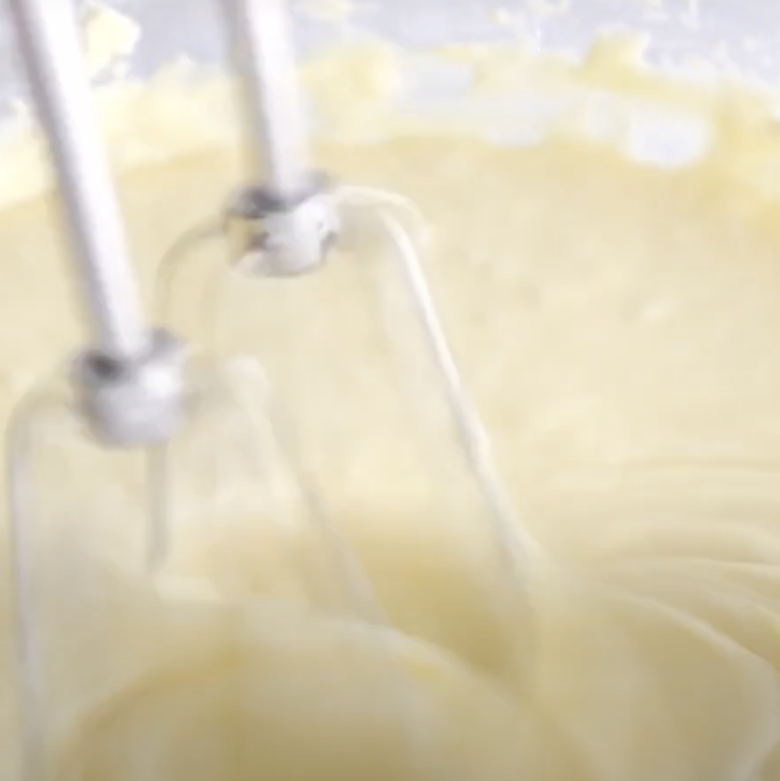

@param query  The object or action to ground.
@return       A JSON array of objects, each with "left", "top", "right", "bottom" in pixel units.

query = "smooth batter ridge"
[{"left": 1, "top": 8, "right": 780, "bottom": 781}]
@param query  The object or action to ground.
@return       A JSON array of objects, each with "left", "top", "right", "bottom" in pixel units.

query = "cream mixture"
[{"left": 1, "top": 7, "right": 780, "bottom": 781}]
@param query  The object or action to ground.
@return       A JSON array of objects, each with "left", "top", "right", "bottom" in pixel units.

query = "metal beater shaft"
[
  {"left": 219, "top": 0, "right": 311, "bottom": 201},
  {"left": 7, "top": 0, "right": 148, "bottom": 362}
]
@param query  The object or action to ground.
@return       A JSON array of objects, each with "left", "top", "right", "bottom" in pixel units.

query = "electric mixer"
[{"left": 3, "top": 0, "right": 542, "bottom": 778}]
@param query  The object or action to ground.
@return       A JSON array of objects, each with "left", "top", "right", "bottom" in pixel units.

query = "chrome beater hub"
[{"left": 225, "top": 172, "right": 338, "bottom": 278}]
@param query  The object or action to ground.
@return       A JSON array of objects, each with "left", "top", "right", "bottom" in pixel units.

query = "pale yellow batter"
[{"left": 1, "top": 11, "right": 780, "bottom": 781}]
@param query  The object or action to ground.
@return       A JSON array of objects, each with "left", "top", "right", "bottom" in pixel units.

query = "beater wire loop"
[
  {"left": 8, "top": 388, "right": 73, "bottom": 781},
  {"left": 378, "top": 208, "right": 542, "bottom": 571},
  {"left": 222, "top": 356, "right": 391, "bottom": 627},
  {"left": 152, "top": 183, "right": 543, "bottom": 588},
  {"left": 155, "top": 220, "right": 224, "bottom": 325},
  {"left": 333, "top": 186, "right": 543, "bottom": 576},
  {"left": 145, "top": 444, "right": 171, "bottom": 575}
]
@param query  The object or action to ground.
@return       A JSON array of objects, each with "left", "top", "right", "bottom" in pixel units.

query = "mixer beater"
[
  {"left": 4, "top": 0, "right": 541, "bottom": 778},
  {"left": 161, "top": 0, "right": 541, "bottom": 576}
]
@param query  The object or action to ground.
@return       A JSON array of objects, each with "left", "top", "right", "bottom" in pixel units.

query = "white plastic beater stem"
[
  {"left": 7, "top": 0, "right": 148, "bottom": 362},
  {"left": 219, "top": 0, "right": 311, "bottom": 201}
]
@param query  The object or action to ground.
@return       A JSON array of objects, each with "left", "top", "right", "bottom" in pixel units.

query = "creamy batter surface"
[{"left": 1, "top": 15, "right": 780, "bottom": 781}]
